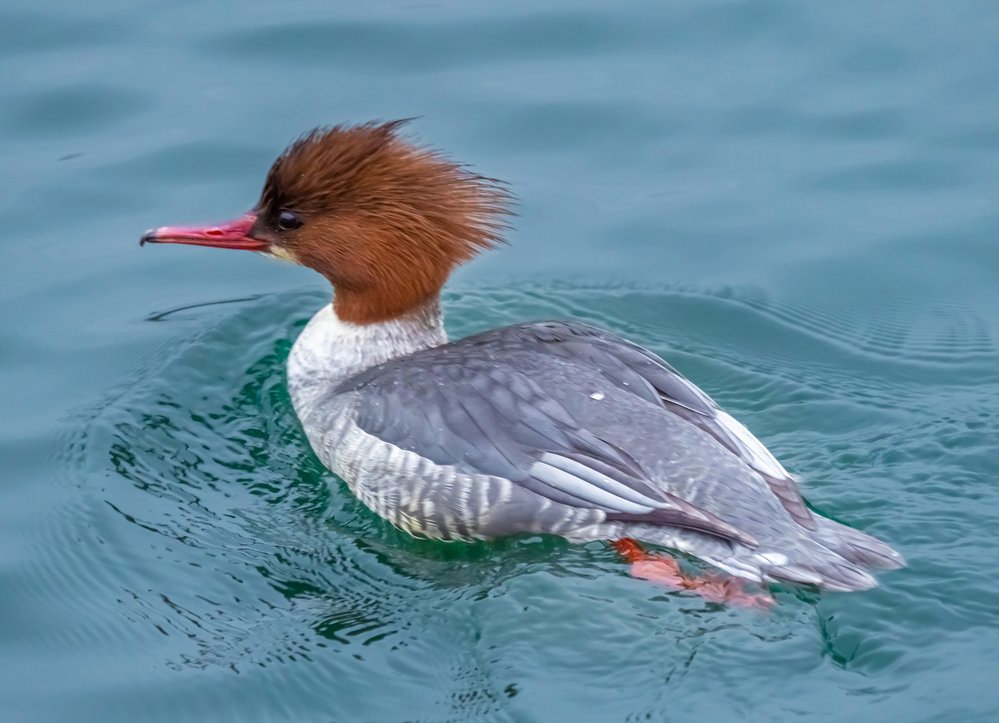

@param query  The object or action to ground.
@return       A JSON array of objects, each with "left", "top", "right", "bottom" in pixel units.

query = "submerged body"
[{"left": 143, "top": 120, "right": 904, "bottom": 595}]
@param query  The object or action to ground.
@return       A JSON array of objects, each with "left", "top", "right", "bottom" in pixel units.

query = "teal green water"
[{"left": 3, "top": 1, "right": 999, "bottom": 721}]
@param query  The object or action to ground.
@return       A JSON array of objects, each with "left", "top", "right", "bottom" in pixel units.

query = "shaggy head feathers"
[{"left": 254, "top": 120, "right": 513, "bottom": 323}]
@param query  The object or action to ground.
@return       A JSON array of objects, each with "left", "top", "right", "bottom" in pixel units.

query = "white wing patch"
[
  {"left": 656, "top": 369, "right": 794, "bottom": 482},
  {"left": 713, "top": 409, "right": 790, "bottom": 480},
  {"left": 530, "top": 453, "right": 662, "bottom": 514}
]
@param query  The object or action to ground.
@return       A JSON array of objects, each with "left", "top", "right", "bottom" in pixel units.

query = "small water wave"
[{"left": 48, "top": 283, "right": 999, "bottom": 719}]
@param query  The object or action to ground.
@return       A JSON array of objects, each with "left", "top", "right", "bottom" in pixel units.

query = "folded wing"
[{"left": 339, "top": 321, "right": 817, "bottom": 545}]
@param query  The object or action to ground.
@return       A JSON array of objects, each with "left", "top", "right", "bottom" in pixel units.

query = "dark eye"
[{"left": 276, "top": 210, "right": 303, "bottom": 231}]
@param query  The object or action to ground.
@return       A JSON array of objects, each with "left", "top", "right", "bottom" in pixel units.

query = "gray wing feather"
[
  {"left": 534, "top": 452, "right": 756, "bottom": 545},
  {"left": 339, "top": 321, "right": 795, "bottom": 545},
  {"left": 536, "top": 452, "right": 662, "bottom": 508},
  {"left": 529, "top": 459, "right": 656, "bottom": 514},
  {"left": 537, "top": 322, "right": 816, "bottom": 529}
]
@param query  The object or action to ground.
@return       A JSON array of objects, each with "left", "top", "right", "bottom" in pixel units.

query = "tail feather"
[
  {"left": 628, "top": 516, "right": 904, "bottom": 593},
  {"left": 726, "top": 519, "right": 904, "bottom": 592},
  {"left": 705, "top": 531, "right": 892, "bottom": 591},
  {"left": 766, "top": 556, "right": 877, "bottom": 592},
  {"left": 814, "top": 517, "right": 905, "bottom": 570},
  {"left": 754, "top": 542, "right": 879, "bottom": 592}
]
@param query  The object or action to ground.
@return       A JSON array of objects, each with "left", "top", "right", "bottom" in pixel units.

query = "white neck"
[{"left": 287, "top": 295, "right": 447, "bottom": 421}]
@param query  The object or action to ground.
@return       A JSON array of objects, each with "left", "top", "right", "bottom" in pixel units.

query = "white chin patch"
[{"left": 267, "top": 246, "right": 300, "bottom": 264}]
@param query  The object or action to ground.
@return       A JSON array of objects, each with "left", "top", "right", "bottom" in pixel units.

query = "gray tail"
[
  {"left": 813, "top": 517, "right": 905, "bottom": 570},
  {"left": 715, "top": 521, "right": 904, "bottom": 593},
  {"left": 761, "top": 541, "right": 880, "bottom": 592}
]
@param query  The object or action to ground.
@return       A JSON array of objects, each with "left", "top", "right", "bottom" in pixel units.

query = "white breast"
[{"left": 287, "top": 299, "right": 448, "bottom": 425}]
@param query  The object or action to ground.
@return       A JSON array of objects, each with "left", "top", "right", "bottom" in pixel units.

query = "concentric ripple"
[{"left": 43, "top": 284, "right": 999, "bottom": 721}]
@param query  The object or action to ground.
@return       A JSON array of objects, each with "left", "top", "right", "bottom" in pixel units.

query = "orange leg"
[{"left": 612, "top": 539, "right": 774, "bottom": 610}]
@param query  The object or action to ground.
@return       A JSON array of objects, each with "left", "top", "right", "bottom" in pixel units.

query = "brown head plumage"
[{"left": 248, "top": 120, "right": 513, "bottom": 323}]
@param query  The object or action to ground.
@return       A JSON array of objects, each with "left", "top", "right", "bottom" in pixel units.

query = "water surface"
[{"left": 2, "top": 1, "right": 999, "bottom": 721}]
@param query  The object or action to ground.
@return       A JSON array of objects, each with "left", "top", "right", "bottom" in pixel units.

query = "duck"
[{"left": 141, "top": 120, "right": 903, "bottom": 602}]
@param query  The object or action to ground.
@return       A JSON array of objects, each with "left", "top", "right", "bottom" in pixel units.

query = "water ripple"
[{"left": 41, "top": 284, "right": 999, "bottom": 720}]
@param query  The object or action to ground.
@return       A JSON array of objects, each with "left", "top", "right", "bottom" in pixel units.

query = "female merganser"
[{"left": 141, "top": 120, "right": 903, "bottom": 601}]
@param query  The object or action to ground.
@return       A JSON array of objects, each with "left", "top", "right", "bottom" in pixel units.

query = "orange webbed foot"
[{"left": 612, "top": 539, "right": 774, "bottom": 610}]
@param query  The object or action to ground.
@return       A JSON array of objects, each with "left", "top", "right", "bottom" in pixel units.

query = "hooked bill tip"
[{"left": 139, "top": 229, "right": 156, "bottom": 246}]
